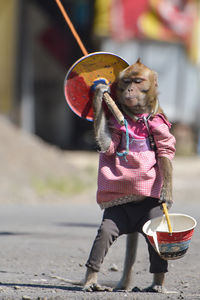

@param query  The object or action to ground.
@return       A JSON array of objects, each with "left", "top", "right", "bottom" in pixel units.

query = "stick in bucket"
[{"left": 162, "top": 203, "right": 172, "bottom": 235}]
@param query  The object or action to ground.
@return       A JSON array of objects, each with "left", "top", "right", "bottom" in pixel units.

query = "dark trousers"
[{"left": 86, "top": 198, "right": 168, "bottom": 273}]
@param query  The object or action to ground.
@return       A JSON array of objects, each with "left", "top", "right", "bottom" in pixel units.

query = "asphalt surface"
[{"left": 0, "top": 197, "right": 199, "bottom": 300}]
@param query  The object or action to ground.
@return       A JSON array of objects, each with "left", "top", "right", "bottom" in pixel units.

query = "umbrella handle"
[
  {"left": 162, "top": 203, "right": 172, "bottom": 235},
  {"left": 103, "top": 92, "right": 125, "bottom": 125}
]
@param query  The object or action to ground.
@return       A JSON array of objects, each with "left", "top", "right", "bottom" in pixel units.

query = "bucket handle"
[{"left": 162, "top": 203, "right": 172, "bottom": 235}]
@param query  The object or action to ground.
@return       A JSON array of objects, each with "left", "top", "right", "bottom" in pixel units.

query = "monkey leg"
[
  {"left": 83, "top": 267, "right": 112, "bottom": 292},
  {"left": 84, "top": 217, "right": 120, "bottom": 292},
  {"left": 83, "top": 267, "right": 97, "bottom": 291},
  {"left": 116, "top": 232, "right": 139, "bottom": 290},
  {"left": 142, "top": 273, "right": 177, "bottom": 294},
  {"left": 142, "top": 272, "right": 166, "bottom": 293}
]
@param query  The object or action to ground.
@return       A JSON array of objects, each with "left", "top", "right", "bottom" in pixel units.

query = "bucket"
[{"left": 143, "top": 214, "right": 197, "bottom": 260}]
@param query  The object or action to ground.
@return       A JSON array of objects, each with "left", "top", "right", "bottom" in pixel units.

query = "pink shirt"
[{"left": 97, "top": 114, "right": 176, "bottom": 209}]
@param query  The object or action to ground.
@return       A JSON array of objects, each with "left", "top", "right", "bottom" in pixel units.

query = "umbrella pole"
[{"left": 55, "top": 0, "right": 125, "bottom": 126}]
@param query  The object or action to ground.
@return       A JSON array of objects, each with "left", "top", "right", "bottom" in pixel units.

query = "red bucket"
[
  {"left": 64, "top": 52, "right": 129, "bottom": 121},
  {"left": 143, "top": 214, "right": 197, "bottom": 260}
]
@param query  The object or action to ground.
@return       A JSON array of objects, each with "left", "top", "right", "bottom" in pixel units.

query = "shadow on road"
[
  {"left": 0, "top": 282, "right": 82, "bottom": 292},
  {"left": 55, "top": 222, "right": 99, "bottom": 228},
  {"left": 0, "top": 231, "right": 30, "bottom": 236}
]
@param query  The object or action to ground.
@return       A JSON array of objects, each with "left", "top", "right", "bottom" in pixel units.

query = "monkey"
[{"left": 82, "top": 59, "right": 176, "bottom": 293}]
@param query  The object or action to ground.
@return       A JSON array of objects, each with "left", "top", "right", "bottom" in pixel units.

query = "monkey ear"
[{"left": 136, "top": 58, "right": 142, "bottom": 64}]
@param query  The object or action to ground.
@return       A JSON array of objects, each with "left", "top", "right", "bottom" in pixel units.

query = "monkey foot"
[
  {"left": 114, "top": 282, "right": 130, "bottom": 291},
  {"left": 142, "top": 285, "right": 177, "bottom": 294},
  {"left": 83, "top": 283, "right": 112, "bottom": 292}
]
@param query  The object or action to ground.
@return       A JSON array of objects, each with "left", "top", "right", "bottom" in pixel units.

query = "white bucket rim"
[{"left": 143, "top": 213, "right": 197, "bottom": 234}]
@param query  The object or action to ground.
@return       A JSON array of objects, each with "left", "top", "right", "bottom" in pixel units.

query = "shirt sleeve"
[{"left": 151, "top": 122, "right": 176, "bottom": 160}]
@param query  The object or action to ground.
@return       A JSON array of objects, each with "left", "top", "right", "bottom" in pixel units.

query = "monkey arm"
[
  {"left": 149, "top": 118, "right": 176, "bottom": 208},
  {"left": 158, "top": 157, "right": 173, "bottom": 208},
  {"left": 93, "top": 84, "right": 112, "bottom": 152}
]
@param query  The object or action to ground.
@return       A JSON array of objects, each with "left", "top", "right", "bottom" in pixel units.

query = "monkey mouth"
[
  {"left": 125, "top": 99, "right": 145, "bottom": 108},
  {"left": 124, "top": 97, "right": 138, "bottom": 106},
  {"left": 127, "top": 103, "right": 146, "bottom": 114}
]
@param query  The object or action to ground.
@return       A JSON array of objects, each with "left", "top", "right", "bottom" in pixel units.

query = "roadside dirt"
[
  {"left": 0, "top": 116, "right": 98, "bottom": 204},
  {"left": 1, "top": 115, "right": 199, "bottom": 205}
]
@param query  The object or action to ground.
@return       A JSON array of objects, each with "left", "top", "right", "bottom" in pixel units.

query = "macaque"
[{"left": 83, "top": 59, "right": 176, "bottom": 293}]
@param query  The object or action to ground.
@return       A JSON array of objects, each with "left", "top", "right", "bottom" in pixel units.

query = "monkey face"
[{"left": 116, "top": 60, "right": 158, "bottom": 114}]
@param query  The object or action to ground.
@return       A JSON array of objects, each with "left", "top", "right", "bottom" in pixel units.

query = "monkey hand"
[
  {"left": 94, "top": 83, "right": 110, "bottom": 98},
  {"left": 93, "top": 83, "right": 111, "bottom": 113},
  {"left": 159, "top": 186, "right": 173, "bottom": 210}
]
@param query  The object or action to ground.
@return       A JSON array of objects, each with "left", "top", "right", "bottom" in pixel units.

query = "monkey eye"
[
  {"left": 133, "top": 78, "right": 144, "bottom": 83},
  {"left": 122, "top": 78, "right": 132, "bottom": 84}
]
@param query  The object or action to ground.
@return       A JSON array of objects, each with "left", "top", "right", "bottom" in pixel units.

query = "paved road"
[{"left": 0, "top": 198, "right": 199, "bottom": 300}]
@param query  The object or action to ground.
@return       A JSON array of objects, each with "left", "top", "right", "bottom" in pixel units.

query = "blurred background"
[
  {"left": 1, "top": 0, "right": 200, "bottom": 154},
  {"left": 0, "top": 3, "right": 200, "bottom": 297}
]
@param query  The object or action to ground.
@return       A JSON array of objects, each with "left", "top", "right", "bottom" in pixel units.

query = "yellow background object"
[{"left": 0, "top": 0, "right": 17, "bottom": 113}]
